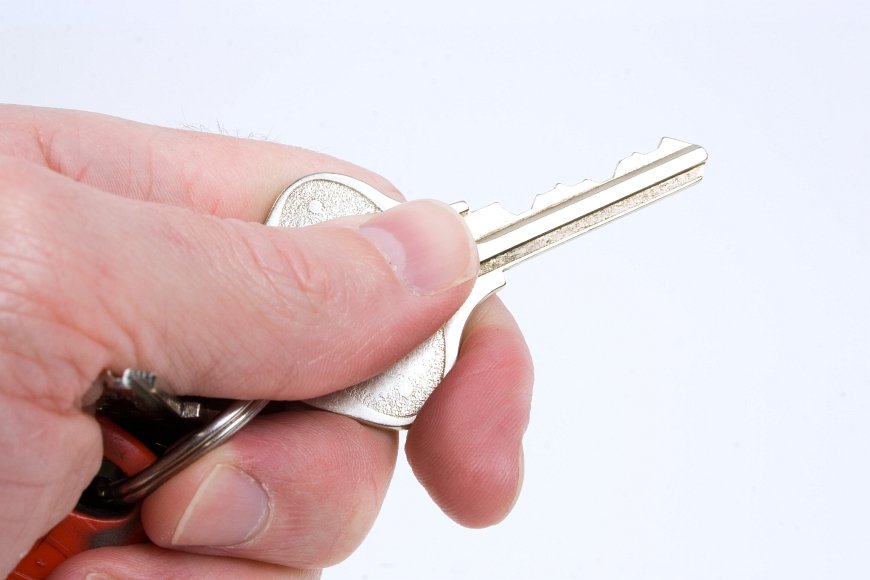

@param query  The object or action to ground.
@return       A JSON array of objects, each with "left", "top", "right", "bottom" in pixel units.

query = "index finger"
[{"left": 0, "top": 105, "right": 405, "bottom": 217}]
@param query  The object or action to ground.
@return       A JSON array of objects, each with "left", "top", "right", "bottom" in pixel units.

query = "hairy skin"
[{"left": 0, "top": 106, "right": 533, "bottom": 578}]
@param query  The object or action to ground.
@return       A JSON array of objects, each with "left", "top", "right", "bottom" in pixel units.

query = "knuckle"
[
  {"left": 226, "top": 219, "right": 345, "bottom": 317},
  {"left": 0, "top": 159, "right": 113, "bottom": 406}
]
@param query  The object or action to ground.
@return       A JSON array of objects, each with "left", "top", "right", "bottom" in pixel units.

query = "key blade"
[{"left": 477, "top": 138, "right": 707, "bottom": 275}]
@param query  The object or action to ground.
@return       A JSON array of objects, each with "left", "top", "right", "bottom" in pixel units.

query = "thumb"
[{"left": 4, "top": 158, "right": 478, "bottom": 403}]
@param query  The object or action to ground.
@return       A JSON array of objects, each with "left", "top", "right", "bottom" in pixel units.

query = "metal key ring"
[
  {"left": 92, "top": 370, "right": 268, "bottom": 505},
  {"left": 97, "top": 399, "right": 267, "bottom": 504}
]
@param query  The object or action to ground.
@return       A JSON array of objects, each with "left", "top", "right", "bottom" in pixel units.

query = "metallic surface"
[
  {"left": 473, "top": 139, "right": 707, "bottom": 273},
  {"left": 95, "top": 368, "right": 203, "bottom": 419},
  {"left": 98, "top": 398, "right": 268, "bottom": 504},
  {"left": 266, "top": 175, "right": 454, "bottom": 427},
  {"left": 267, "top": 138, "right": 708, "bottom": 427}
]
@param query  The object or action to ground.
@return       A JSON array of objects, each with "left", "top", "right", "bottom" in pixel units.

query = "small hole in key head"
[{"left": 308, "top": 199, "right": 324, "bottom": 214}]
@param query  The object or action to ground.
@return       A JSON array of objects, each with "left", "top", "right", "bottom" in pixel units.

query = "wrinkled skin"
[{"left": 0, "top": 106, "right": 533, "bottom": 578}]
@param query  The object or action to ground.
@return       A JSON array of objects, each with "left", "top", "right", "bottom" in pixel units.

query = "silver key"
[{"left": 266, "top": 138, "right": 708, "bottom": 428}]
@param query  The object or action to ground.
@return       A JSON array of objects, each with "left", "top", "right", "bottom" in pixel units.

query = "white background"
[{"left": 3, "top": 1, "right": 869, "bottom": 578}]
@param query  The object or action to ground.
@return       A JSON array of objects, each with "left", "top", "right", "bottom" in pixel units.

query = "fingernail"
[
  {"left": 360, "top": 200, "right": 479, "bottom": 295},
  {"left": 171, "top": 464, "right": 270, "bottom": 547},
  {"left": 85, "top": 574, "right": 114, "bottom": 580}
]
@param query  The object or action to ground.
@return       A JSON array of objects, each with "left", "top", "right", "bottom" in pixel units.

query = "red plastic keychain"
[
  {"left": 9, "top": 368, "right": 265, "bottom": 580},
  {"left": 10, "top": 417, "right": 156, "bottom": 580}
]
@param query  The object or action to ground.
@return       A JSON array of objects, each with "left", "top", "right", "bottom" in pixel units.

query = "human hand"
[{"left": 0, "top": 106, "right": 533, "bottom": 578}]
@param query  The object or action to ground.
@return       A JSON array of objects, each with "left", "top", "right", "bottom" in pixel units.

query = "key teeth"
[
  {"left": 532, "top": 180, "right": 598, "bottom": 211},
  {"left": 478, "top": 202, "right": 516, "bottom": 221},
  {"left": 612, "top": 137, "right": 692, "bottom": 178},
  {"left": 531, "top": 183, "right": 564, "bottom": 210},
  {"left": 613, "top": 152, "right": 645, "bottom": 177},
  {"left": 464, "top": 202, "right": 519, "bottom": 238},
  {"left": 659, "top": 136, "right": 689, "bottom": 151},
  {"left": 468, "top": 137, "right": 702, "bottom": 241}
]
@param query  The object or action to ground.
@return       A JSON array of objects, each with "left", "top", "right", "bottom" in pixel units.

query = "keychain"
[{"left": 10, "top": 370, "right": 265, "bottom": 579}]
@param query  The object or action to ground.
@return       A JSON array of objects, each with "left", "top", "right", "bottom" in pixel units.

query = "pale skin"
[{"left": 0, "top": 106, "right": 533, "bottom": 578}]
